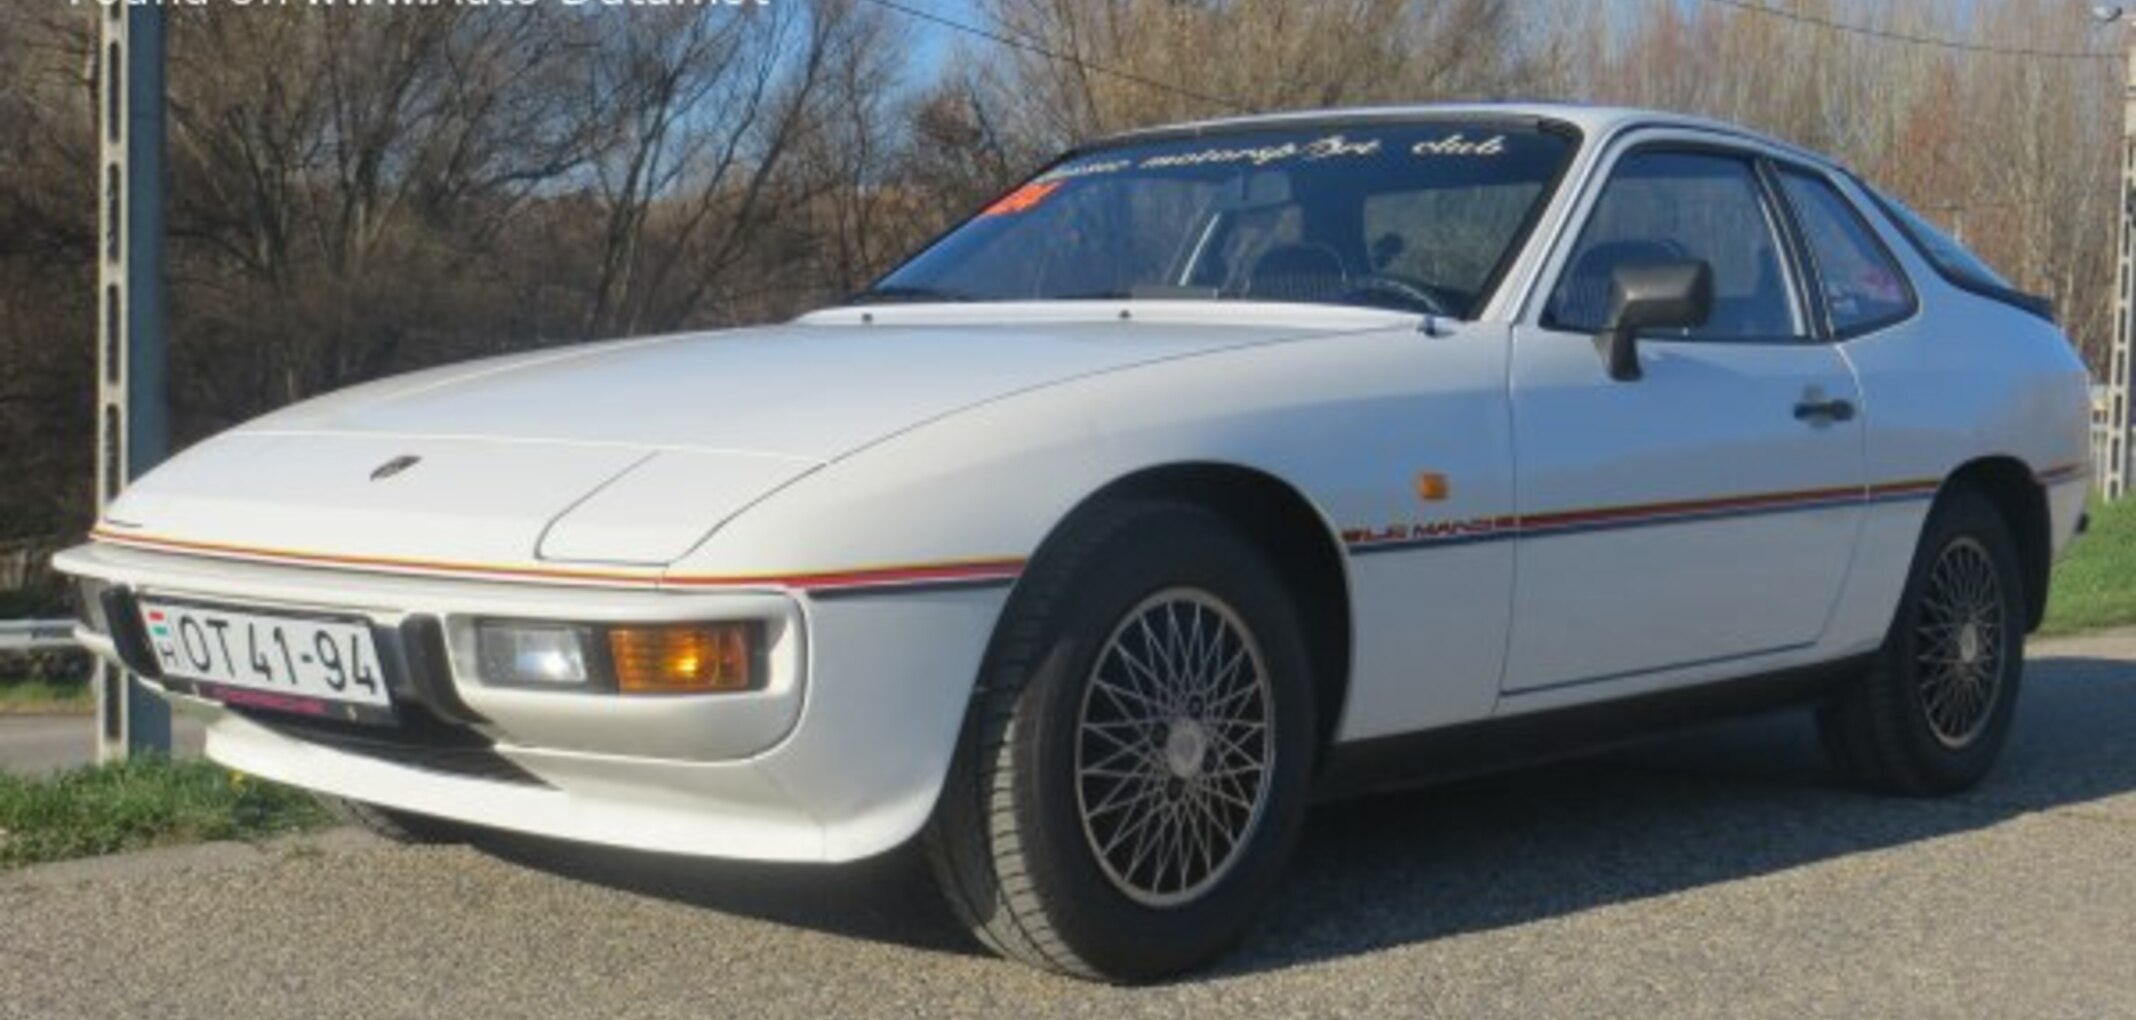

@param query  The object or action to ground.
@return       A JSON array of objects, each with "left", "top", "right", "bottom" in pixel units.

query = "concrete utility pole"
[
  {"left": 94, "top": 5, "right": 172, "bottom": 760},
  {"left": 2110, "top": 39, "right": 2136, "bottom": 499},
  {"left": 2100, "top": 6, "right": 2136, "bottom": 500}
]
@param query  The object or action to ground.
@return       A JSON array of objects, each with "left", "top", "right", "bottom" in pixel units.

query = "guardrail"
[{"left": 0, "top": 619, "right": 79, "bottom": 652}]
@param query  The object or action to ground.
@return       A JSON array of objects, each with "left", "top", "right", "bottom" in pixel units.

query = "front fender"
[{"left": 671, "top": 322, "right": 1519, "bottom": 743}]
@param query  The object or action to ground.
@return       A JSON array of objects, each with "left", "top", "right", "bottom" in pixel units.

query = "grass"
[
  {"left": 0, "top": 679, "right": 93, "bottom": 716},
  {"left": 2041, "top": 495, "right": 2136, "bottom": 638},
  {"left": 0, "top": 757, "right": 333, "bottom": 870}
]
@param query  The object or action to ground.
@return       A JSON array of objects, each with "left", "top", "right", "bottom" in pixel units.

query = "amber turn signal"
[
  {"left": 608, "top": 624, "right": 755, "bottom": 694},
  {"left": 1415, "top": 471, "right": 1451, "bottom": 502}
]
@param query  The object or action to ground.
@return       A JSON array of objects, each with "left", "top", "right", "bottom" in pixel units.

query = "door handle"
[{"left": 1793, "top": 397, "right": 1856, "bottom": 423}]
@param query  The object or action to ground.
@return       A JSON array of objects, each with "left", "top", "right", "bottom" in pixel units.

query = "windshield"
[{"left": 868, "top": 121, "right": 1577, "bottom": 319}]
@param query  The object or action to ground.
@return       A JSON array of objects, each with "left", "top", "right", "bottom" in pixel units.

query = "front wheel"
[
  {"left": 926, "top": 500, "right": 1317, "bottom": 982},
  {"left": 1819, "top": 489, "right": 2026, "bottom": 795}
]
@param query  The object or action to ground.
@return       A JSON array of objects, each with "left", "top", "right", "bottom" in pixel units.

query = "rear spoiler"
[{"left": 1999, "top": 288, "right": 2055, "bottom": 324}]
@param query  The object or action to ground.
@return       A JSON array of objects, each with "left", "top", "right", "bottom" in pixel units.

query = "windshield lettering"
[{"left": 1410, "top": 133, "right": 1508, "bottom": 157}]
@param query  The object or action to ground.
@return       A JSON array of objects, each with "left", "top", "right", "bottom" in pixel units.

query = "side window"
[
  {"left": 1776, "top": 169, "right": 1915, "bottom": 335},
  {"left": 1546, "top": 150, "right": 1801, "bottom": 341}
]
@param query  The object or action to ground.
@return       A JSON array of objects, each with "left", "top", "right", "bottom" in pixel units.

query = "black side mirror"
[{"left": 1595, "top": 260, "right": 1714, "bottom": 382}]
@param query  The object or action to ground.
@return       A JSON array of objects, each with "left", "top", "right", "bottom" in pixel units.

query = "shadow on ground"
[{"left": 468, "top": 651, "right": 2136, "bottom": 977}]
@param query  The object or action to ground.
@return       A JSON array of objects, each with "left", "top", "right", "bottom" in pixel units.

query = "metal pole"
[
  {"left": 94, "top": 5, "right": 171, "bottom": 761},
  {"left": 2108, "top": 41, "right": 2136, "bottom": 501}
]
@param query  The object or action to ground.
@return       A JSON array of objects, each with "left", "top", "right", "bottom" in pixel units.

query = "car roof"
[{"left": 1093, "top": 102, "right": 1841, "bottom": 172}]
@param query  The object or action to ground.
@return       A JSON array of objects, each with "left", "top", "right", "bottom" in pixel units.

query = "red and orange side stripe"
[
  {"left": 83, "top": 462, "right": 2094, "bottom": 588},
  {"left": 89, "top": 527, "right": 1026, "bottom": 595}
]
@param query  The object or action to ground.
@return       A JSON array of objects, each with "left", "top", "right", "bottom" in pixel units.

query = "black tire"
[
  {"left": 325, "top": 796, "right": 470, "bottom": 845},
  {"left": 926, "top": 500, "right": 1318, "bottom": 982},
  {"left": 1819, "top": 488, "right": 2027, "bottom": 795}
]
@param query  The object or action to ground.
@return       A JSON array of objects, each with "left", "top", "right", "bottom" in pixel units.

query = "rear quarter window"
[
  {"left": 1860, "top": 182, "right": 2055, "bottom": 322},
  {"left": 1776, "top": 169, "right": 1916, "bottom": 336}
]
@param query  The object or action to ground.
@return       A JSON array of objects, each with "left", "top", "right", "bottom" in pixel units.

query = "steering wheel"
[{"left": 1338, "top": 274, "right": 1462, "bottom": 316}]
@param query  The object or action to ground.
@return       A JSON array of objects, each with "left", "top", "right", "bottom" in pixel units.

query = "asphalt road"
[
  {"left": 0, "top": 712, "right": 205, "bottom": 774},
  {"left": 4, "top": 632, "right": 2135, "bottom": 1019}
]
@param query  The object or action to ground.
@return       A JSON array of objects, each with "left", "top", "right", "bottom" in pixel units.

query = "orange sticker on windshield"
[{"left": 982, "top": 181, "right": 1063, "bottom": 217}]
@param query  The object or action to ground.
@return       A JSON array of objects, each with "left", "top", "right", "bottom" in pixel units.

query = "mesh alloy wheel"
[
  {"left": 926, "top": 500, "right": 1317, "bottom": 981},
  {"left": 1073, "top": 589, "right": 1275, "bottom": 908},
  {"left": 1914, "top": 536, "right": 2006, "bottom": 750},
  {"left": 1818, "top": 489, "right": 2027, "bottom": 798}
]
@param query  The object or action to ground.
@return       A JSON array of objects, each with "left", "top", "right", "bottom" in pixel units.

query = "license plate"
[{"left": 137, "top": 599, "right": 394, "bottom": 724}]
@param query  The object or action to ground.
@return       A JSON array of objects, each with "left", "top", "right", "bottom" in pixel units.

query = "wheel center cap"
[
  {"left": 1958, "top": 623, "right": 1982, "bottom": 664},
  {"left": 1164, "top": 720, "right": 1208, "bottom": 779}
]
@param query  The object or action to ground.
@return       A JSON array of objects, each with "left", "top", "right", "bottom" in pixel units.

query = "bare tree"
[
  {"left": 165, "top": 6, "right": 603, "bottom": 419},
  {"left": 578, "top": 7, "right": 761, "bottom": 336},
  {"left": 0, "top": 7, "right": 97, "bottom": 550},
  {"left": 974, "top": 0, "right": 1529, "bottom": 145}
]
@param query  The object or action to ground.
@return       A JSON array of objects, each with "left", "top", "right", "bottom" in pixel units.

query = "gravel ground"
[{"left": 3, "top": 632, "right": 2134, "bottom": 1019}]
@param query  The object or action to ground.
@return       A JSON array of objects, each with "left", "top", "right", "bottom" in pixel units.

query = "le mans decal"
[{"left": 1343, "top": 517, "right": 1515, "bottom": 547}]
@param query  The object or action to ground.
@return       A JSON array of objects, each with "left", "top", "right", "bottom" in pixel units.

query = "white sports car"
[{"left": 58, "top": 104, "right": 2090, "bottom": 980}]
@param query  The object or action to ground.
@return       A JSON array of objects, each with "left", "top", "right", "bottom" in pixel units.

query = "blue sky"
[{"left": 898, "top": 0, "right": 986, "bottom": 80}]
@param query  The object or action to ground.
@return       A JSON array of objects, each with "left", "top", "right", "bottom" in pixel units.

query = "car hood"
[
  {"left": 102, "top": 305, "right": 1402, "bottom": 571},
  {"left": 245, "top": 307, "right": 1367, "bottom": 458}
]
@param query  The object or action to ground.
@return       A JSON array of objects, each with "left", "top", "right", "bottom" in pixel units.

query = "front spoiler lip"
[{"left": 195, "top": 700, "right": 837, "bottom": 861}]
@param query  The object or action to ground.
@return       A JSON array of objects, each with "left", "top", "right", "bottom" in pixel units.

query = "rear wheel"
[
  {"left": 1819, "top": 489, "right": 2026, "bottom": 795},
  {"left": 926, "top": 500, "right": 1317, "bottom": 982}
]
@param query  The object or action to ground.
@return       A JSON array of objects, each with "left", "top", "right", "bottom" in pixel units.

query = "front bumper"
[{"left": 55, "top": 542, "right": 1007, "bottom": 862}]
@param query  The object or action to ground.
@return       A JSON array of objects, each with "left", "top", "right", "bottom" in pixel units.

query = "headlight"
[
  {"left": 476, "top": 622, "right": 593, "bottom": 687},
  {"left": 471, "top": 620, "right": 760, "bottom": 695}
]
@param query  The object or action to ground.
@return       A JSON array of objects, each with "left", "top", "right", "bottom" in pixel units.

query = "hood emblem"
[{"left": 369, "top": 455, "right": 421, "bottom": 482}]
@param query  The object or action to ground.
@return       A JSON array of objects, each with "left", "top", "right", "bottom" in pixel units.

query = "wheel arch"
[
  {"left": 1021, "top": 463, "right": 1356, "bottom": 756},
  {"left": 1937, "top": 456, "right": 2051, "bottom": 632}
]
